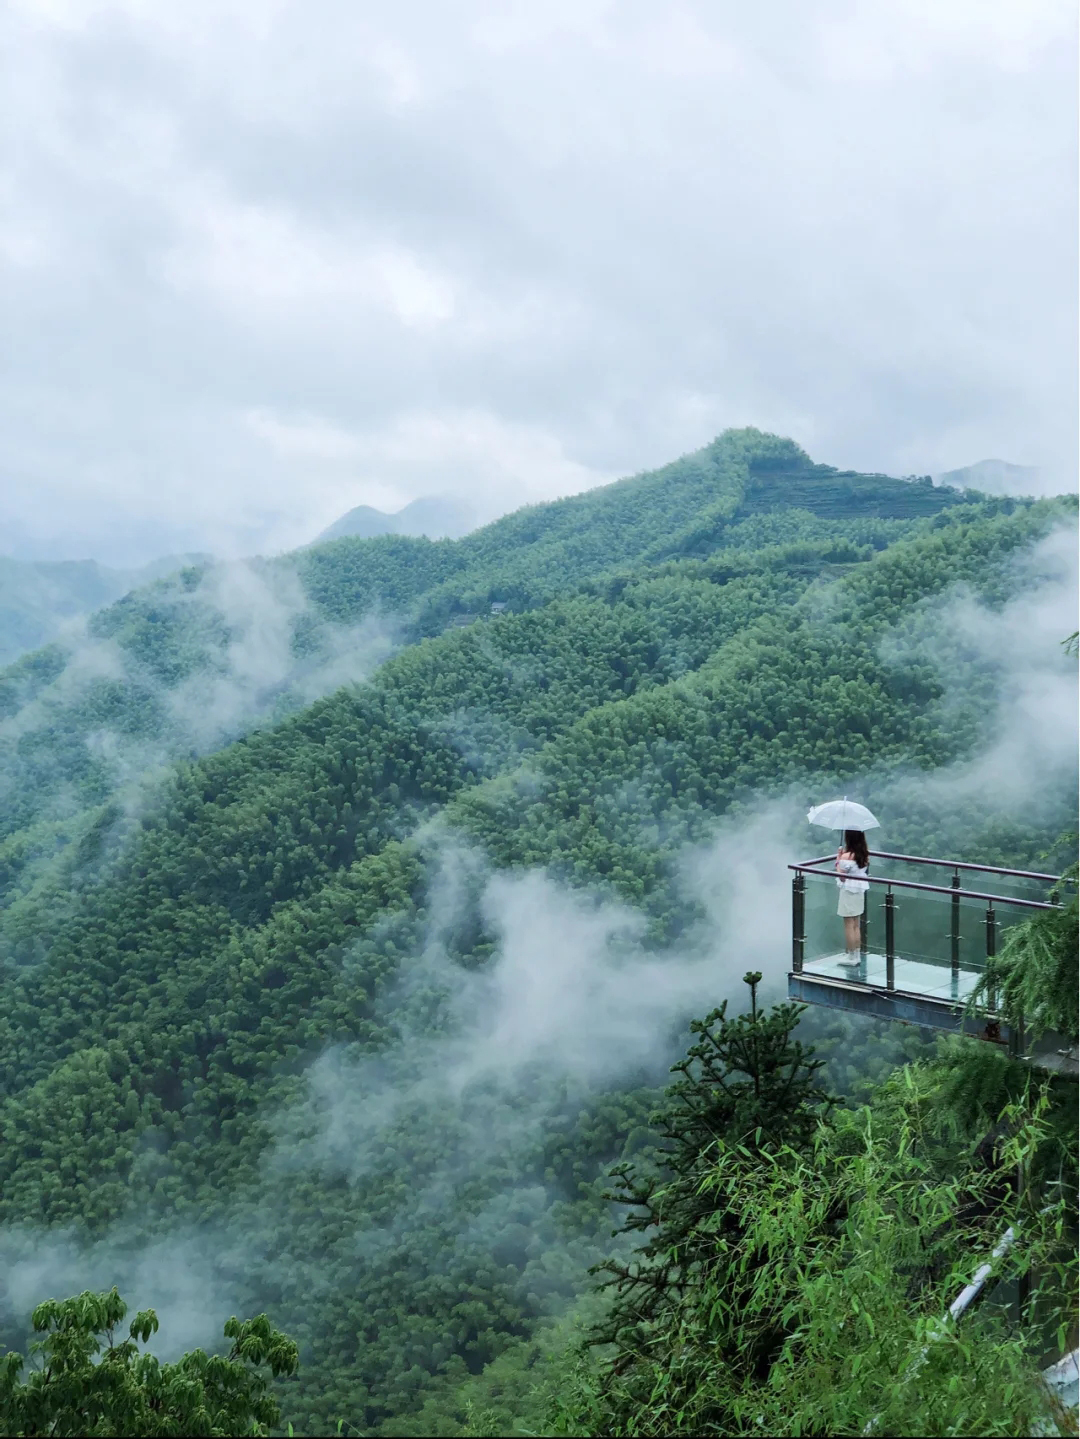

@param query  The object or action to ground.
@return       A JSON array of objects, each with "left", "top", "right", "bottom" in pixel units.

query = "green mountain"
[
  {"left": 0, "top": 429, "right": 1074, "bottom": 1435},
  {"left": 0, "top": 552, "right": 212, "bottom": 667},
  {"left": 0, "top": 430, "right": 977, "bottom": 925}
]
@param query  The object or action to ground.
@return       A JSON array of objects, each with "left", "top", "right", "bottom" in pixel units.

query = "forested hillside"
[
  {"left": 0, "top": 552, "right": 211, "bottom": 667},
  {"left": 0, "top": 429, "right": 1075, "bottom": 1436},
  {"left": 0, "top": 430, "right": 984, "bottom": 962}
]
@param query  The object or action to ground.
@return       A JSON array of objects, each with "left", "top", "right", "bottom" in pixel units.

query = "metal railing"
[
  {"left": 870, "top": 850, "right": 1065, "bottom": 882},
  {"left": 789, "top": 851, "right": 1070, "bottom": 1006}
]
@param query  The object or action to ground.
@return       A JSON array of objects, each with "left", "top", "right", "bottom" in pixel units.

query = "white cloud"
[
  {"left": 881, "top": 524, "right": 1080, "bottom": 815},
  {"left": 261, "top": 809, "right": 798, "bottom": 1198},
  {"left": 239, "top": 405, "right": 612, "bottom": 540},
  {"left": 820, "top": 0, "right": 1075, "bottom": 79},
  {"left": 351, "top": 408, "right": 612, "bottom": 514},
  {"left": 160, "top": 190, "right": 456, "bottom": 327},
  {"left": 0, "top": 0, "right": 1075, "bottom": 562},
  {"left": 243, "top": 408, "right": 364, "bottom": 461},
  {"left": 0, "top": 1224, "right": 254, "bottom": 1362}
]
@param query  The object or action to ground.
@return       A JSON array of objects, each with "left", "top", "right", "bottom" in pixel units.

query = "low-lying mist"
[
  {"left": 0, "top": 557, "right": 401, "bottom": 911},
  {"left": 0, "top": 810, "right": 797, "bottom": 1362},
  {"left": 870, "top": 524, "right": 1078, "bottom": 856},
  {"left": 0, "top": 515, "right": 1075, "bottom": 1404}
]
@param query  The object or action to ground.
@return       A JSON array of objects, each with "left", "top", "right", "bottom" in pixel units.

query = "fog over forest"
[
  {"left": 0, "top": 4, "right": 1076, "bottom": 1437},
  {"left": 0, "top": 430, "right": 1076, "bottom": 1434}
]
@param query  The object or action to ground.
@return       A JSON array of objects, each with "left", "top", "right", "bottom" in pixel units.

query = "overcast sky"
[{"left": 2, "top": 0, "right": 1076, "bottom": 564}]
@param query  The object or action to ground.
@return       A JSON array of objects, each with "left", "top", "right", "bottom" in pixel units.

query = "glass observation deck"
[{"left": 788, "top": 850, "right": 1077, "bottom": 1073}]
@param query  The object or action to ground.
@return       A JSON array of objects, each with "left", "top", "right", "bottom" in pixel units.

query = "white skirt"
[{"left": 837, "top": 888, "right": 865, "bottom": 917}]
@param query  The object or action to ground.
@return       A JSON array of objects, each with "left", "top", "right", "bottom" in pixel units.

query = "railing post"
[
  {"left": 950, "top": 873, "right": 961, "bottom": 998},
  {"left": 792, "top": 872, "right": 805, "bottom": 974},
  {"left": 885, "top": 889, "right": 895, "bottom": 991}
]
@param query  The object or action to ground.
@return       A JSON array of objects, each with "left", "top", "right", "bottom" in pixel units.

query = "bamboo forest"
[{"left": 0, "top": 430, "right": 1076, "bottom": 1436}]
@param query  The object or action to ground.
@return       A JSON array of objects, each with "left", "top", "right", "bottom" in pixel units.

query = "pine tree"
[{"left": 591, "top": 973, "right": 833, "bottom": 1356}]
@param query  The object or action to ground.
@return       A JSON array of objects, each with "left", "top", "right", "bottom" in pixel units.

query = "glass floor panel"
[{"left": 803, "top": 950, "right": 982, "bottom": 1003}]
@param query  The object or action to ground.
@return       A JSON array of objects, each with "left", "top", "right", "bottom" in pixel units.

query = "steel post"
[
  {"left": 885, "top": 889, "right": 895, "bottom": 991},
  {"left": 985, "top": 904, "right": 997, "bottom": 1013},
  {"left": 950, "top": 873, "right": 961, "bottom": 996},
  {"left": 792, "top": 873, "right": 805, "bottom": 973}
]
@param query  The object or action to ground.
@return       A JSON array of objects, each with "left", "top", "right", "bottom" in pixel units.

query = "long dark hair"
[{"left": 844, "top": 830, "right": 869, "bottom": 869}]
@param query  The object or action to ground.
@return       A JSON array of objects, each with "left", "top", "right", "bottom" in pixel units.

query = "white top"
[{"left": 836, "top": 857, "right": 870, "bottom": 894}]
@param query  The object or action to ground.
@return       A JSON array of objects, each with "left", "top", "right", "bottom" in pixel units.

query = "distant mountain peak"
[
  {"left": 316, "top": 495, "right": 477, "bottom": 544},
  {"left": 934, "top": 459, "right": 1040, "bottom": 495}
]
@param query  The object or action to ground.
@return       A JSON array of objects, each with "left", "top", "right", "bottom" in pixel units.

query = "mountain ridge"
[
  {"left": 0, "top": 424, "right": 1075, "bottom": 1434},
  {"left": 0, "top": 429, "right": 1030, "bottom": 917}
]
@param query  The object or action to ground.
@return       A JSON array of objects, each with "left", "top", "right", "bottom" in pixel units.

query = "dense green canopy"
[{"left": 0, "top": 430, "right": 1075, "bottom": 1435}]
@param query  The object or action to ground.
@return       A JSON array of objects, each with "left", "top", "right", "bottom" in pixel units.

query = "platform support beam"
[{"left": 788, "top": 971, "right": 1012, "bottom": 1044}]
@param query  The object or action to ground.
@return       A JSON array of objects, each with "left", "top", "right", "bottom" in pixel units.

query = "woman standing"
[{"left": 836, "top": 829, "right": 870, "bottom": 956}]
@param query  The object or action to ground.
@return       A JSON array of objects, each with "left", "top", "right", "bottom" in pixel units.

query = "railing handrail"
[
  {"left": 867, "top": 849, "right": 1070, "bottom": 884},
  {"left": 788, "top": 861, "right": 1062, "bottom": 911}
]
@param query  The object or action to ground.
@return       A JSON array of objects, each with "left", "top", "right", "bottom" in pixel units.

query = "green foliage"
[
  {"left": 0, "top": 555, "right": 215, "bottom": 670},
  {"left": 561, "top": 1091, "right": 1075, "bottom": 1437},
  {"left": 593, "top": 974, "right": 833, "bottom": 1352},
  {"left": 0, "top": 1287, "right": 297, "bottom": 1437},
  {"left": 448, "top": 503, "right": 1072, "bottom": 931},
  {"left": 0, "top": 428, "right": 996, "bottom": 897},
  {"left": 971, "top": 862, "right": 1079, "bottom": 1040},
  {"left": 874, "top": 1039, "right": 1079, "bottom": 1224},
  {"left": 365, "top": 1317, "right": 581, "bottom": 1438},
  {"left": 0, "top": 433, "right": 1073, "bottom": 1434}
]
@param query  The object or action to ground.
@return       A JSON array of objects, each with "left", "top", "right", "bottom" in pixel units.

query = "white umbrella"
[{"left": 807, "top": 798, "right": 880, "bottom": 831}]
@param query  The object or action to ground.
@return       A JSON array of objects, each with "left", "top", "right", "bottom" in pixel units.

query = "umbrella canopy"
[{"left": 807, "top": 798, "right": 880, "bottom": 832}]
